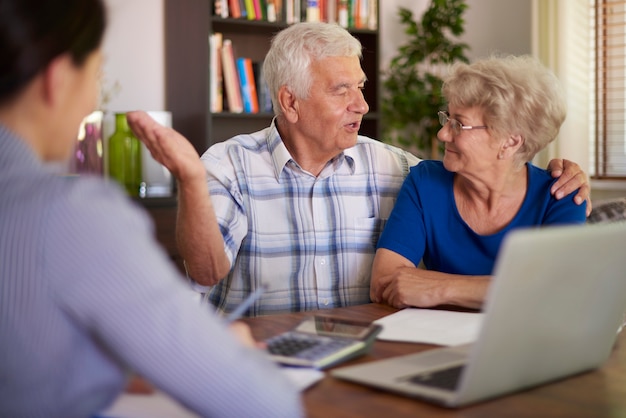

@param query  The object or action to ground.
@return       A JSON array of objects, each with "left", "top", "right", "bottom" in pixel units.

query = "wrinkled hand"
[
  {"left": 376, "top": 268, "right": 444, "bottom": 309},
  {"left": 547, "top": 158, "right": 592, "bottom": 216},
  {"left": 126, "top": 111, "right": 205, "bottom": 183},
  {"left": 370, "top": 273, "right": 391, "bottom": 304}
]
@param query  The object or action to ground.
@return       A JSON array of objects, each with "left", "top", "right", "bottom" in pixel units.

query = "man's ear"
[{"left": 277, "top": 85, "right": 299, "bottom": 123}]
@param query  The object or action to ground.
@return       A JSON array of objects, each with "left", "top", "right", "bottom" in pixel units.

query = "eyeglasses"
[{"left": 438, "top": 111, "right": 488, "bottom": 136}]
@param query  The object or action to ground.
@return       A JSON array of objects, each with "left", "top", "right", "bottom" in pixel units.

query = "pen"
[{"left": 225, "top": 285, "right": 267, "bottom": 323}]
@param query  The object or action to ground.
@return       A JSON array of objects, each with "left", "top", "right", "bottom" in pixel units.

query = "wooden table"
[{"left": 242, "top": 303, "right": 626, "bottom": 418}]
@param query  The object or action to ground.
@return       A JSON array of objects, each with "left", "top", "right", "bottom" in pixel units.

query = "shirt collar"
[
  {"left": 266, "top": 119, "right": 293, "bottom": 180},
  {"left": 266, "top": 119, "right": 356, "bottom": 181}
]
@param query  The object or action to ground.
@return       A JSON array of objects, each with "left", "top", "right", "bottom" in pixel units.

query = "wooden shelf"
[{"left": 164, "top": 0, "right": 381, "bottom": 154}]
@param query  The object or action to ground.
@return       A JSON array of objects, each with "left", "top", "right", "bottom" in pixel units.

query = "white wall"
[
  {"left": 380, "top": 0, "right": 531, "bottom": 70},
  {"left": 102, "top": 0, "right": 165, "bottom": 112},
  {"left": 103, "top": 0, "right": 531, "bottom": 114}
]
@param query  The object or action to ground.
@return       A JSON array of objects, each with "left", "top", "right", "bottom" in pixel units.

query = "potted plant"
[{"left": 381, "top": 0, "right": 470, "bottom": 159}]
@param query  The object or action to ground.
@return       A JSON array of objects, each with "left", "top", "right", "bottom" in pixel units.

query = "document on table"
[
  {"left": 97, "top": 390, "right": 199, "bottom": 418},
  {"left": 374, "top": 308, "right": 485, "bottom": 346},
  {"left": 98, "top": 366, "right": 323, "bottom": 418},
  {"left": 280, "top": 366, "right": 324, "bottom": 390}
]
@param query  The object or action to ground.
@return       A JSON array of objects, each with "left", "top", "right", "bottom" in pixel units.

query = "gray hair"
[
  {"left": 442, "top": 55, "right": 566, "bottom": 167},
  {"left": 263, "top": 22, "right": 362, "bottom": 115}
]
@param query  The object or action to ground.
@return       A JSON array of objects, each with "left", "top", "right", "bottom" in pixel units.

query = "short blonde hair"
[{"left": 442, "top": 55, "right": 566, "bottom": 166}]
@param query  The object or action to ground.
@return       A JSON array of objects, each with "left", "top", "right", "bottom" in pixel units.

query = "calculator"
[{"left": 265, "top": 315, "right": 383, "bottom": 369}]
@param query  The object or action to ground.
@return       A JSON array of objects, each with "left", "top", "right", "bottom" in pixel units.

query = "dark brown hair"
[{"left": 0, "top": 0, "right": 106, "bottom": 102}]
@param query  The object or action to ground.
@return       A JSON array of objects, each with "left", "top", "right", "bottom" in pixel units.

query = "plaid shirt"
[{"left": 199, "top": 121, "right": 420, "bottom": 316}]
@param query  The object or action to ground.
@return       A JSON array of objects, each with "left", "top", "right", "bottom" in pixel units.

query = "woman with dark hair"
[{"left": 0, "top": 1, "right": 302, "bottom": 417}]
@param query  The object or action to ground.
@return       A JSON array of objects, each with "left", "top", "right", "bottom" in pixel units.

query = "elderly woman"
[{"left": 370, "top": 55, "right": 587, "bottom": 310}]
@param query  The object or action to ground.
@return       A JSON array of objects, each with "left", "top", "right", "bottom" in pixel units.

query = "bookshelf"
[{"left": 164, "top": 0, "right": 381, "bottom": 155}]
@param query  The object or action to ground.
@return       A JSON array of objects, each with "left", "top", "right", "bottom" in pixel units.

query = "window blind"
[{"left": 594, "top": 0, "right": 626, "bottom": 178}]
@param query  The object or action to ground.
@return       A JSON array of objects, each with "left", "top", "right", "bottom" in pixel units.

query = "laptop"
[{"left": 332, "top": 222, "right": 626, "bottom": 407}]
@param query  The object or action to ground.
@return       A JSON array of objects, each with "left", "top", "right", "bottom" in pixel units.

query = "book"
[
  {"left": 349, "top": 0, "right": 356, "bottom": 28},
  {"left": 306, "top": 0, "right": 320, "bottom": 22},
  {"left": 326, "top": 0, "right": 336, "bottom": 23},
  {"left": 338, "top": 0, "right": 348, "bottom": 27},
  {"left": 221, "top": 39, "right": 243, "bottom": 113},
  {"left": 254, "top": 61, "right": 272, "bottom": 113},
  {"left": 367, "top": 0, "right": 377, "bottom": 30},
  {"left": 244, "top": 0, "right": 256, "bottom": 19},
  {"left": 214, "top": 0, "right": 229, "bottom": 17},
  {"left": 358, "top": 0, "right": 371, "bottom": 28},
  {"left": 252, "top": 0, "right": 263, "bottom": 20},
  {"left": 228, "top": 0, "right": 242, "bottom": 18},
  {"left": 294, "top": 0, "right": 301, "bottom": 22},
  {"left": 236, "top": 57, "right": 259, "bottom": 113},
  {"left": 209, "top": 32, "right": 224, "bottom": 113},
  {"left": 354, "top": 0, "right": 363, "bottom": 28},
  {"left": 259, "top": 0, "right": 268, "bottom": 20},
  {"left": 273, "top": 0, "right": 283, "bottom": 21},
  {"left": 266, "top": 0, "right": 277, "bottom": 22},
  {"left": 286, "top": 0, "right": 294, "bottom": 23}
]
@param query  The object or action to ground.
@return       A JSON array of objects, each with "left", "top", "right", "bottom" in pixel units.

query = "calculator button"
[{"left": 267, "top": 337, "right": 321, "bottom": 357}]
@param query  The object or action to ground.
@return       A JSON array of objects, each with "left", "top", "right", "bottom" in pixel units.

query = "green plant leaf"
[{"left": 382, "top": 1, "right": 470, "bottom": 158}]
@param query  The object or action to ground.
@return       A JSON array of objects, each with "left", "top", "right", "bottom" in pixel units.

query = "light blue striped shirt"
[
  {"left": 0, "top": 124, "right": 302, "bottom": 418},
  {"left": 200, "top": 121, "right": 420, "bottom": 315}
]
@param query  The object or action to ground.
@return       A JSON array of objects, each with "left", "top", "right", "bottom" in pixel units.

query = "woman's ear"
[
  {"left": 500, "top": 133, "right": 524, "bottom": 158},
  {"left": 277, "top": 85, "right": 299, "bottom": 123},
  {"left": 41, "top": 54, "right": 72, "bottom": 106},
  {"left": 502, "top": 134, "right": 524, "bottom": 154},
  {"left": 509, "top": 133, "right": 524, "bottom": 149}
]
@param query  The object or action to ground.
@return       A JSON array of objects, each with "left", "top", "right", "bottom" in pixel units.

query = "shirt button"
[
  {"left": 320, "top": 259, "right": 326, "bottom": 265},
  {"left": 323, "top": 299, "right": 329, "bottom": 305}
]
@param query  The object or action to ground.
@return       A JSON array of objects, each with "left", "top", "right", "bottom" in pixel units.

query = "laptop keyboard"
[{"left": 406, "top": 365, "right": 465, "bottom": 391}]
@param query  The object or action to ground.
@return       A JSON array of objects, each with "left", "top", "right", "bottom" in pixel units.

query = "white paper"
[
  {"left": 98, "top": 390, "right": 198, "bottom": 418},
  {"left": 280, "top": 366, "right": 324, "bottom": 391},
  {"left": 98, "top": 366, "right": 323, "bottom": 418},
  {"left": 374, "top": 308, "right": 485, "bottom": 346}
]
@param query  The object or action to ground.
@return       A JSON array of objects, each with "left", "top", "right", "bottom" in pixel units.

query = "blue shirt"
[
  {"left": 377, "top": 160, "right": 587, "bottom": 275},
  {"left": 0, "top": 124, "right": 302, "bottom": 418},
  {"left": 198, "top": 120, "right": 420, "bottom": 315}
]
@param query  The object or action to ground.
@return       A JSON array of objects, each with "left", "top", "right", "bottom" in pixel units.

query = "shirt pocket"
[{"left": 350, "top": 217, "right": 386, "bottom": 287}]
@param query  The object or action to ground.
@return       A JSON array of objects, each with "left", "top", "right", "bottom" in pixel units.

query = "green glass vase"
[{"left": 108, "top": 113, "right": 142, "bottom": 197}]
